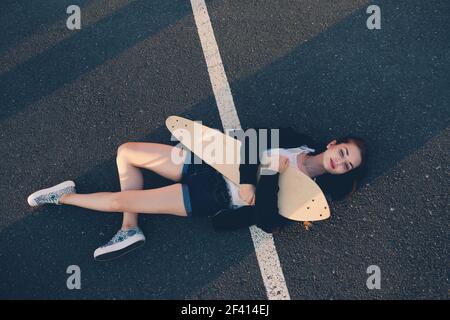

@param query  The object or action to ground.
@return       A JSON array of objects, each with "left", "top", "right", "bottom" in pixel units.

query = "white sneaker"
[
  {"left": 27, "top": 180, "right": 76, "bottom": 206},
  {"left": 94, "top": 227, "right": 146, "bottom": 261}
]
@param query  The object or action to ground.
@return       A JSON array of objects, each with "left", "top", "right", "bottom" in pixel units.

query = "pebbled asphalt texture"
[{"left": 0, "top": 0, "right": 448, "bottom": 299}]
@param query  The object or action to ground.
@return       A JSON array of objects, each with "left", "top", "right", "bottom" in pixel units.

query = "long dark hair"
[{"left": 309, "top": 136, "right": 368, "bottom": 202}]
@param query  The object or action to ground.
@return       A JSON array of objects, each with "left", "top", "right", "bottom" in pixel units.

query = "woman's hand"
[
  {"left": 239, "top": 184, "right": 256, "bottom": 206},
  {"left": 263, "top": 154, "right": 290, "bottom": 173},
  {"left": 276, "top": 155, "right": 290, "bottom": 173}
]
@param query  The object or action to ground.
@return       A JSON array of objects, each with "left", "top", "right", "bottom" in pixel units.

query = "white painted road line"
[{"left": 190, "top": 0, "right": 291, "bottom": 300}]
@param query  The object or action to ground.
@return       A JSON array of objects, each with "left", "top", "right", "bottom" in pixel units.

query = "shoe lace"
[{"left": 105, "top": 230, "right": 128, "bottom": 246}]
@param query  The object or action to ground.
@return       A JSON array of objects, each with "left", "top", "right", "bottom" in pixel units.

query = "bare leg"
[
  {"left": 60, "top": 184, "right": 187, "bottom": 216},
  {"left": 115, "top": 142, "right": 187, "bottom": 229},
  {"left": 116, "top": 146, "right": 143, "bottom": 230}
]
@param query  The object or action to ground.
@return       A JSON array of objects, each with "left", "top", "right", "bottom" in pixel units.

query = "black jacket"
[{"left": 210, "top": 128, "right": 318, "bottom": 234}]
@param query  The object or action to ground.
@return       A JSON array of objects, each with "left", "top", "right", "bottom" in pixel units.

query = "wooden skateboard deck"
[{"left": 166, "top": 116, "right": 330, "bottom": 222}]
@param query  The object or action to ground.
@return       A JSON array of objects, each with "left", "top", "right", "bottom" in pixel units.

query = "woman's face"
[{"left": 322, "top": 140, "right": 362, "bottom": 175}]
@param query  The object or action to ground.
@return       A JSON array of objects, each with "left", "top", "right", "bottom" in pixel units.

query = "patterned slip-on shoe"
[
  {"left": 94, "top": 228, "right": 146, "bottom": 261},
  {"left": 27, "top": 180, "right": 76, "bottom": 207}
]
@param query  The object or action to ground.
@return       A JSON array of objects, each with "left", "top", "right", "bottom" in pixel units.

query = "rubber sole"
[{"left": 94, "top": 240, "right": 146, "bottom": 262}]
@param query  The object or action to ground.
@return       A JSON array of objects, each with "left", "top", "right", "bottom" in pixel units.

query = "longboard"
[{"left": 166, "top": 116, "right": 330, "bottom": 222}]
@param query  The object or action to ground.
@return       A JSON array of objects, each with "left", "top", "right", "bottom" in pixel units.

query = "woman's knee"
[
  {"left": 117, "top": 142, "right": 134, "bottom": 159},
  {"left": 116, "top": 142, "right": 142, "bottom": 167}
]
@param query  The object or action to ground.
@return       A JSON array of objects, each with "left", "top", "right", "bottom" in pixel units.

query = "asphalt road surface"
[{"left": 0, "top": 0, "right": 448, "bottom": 299}]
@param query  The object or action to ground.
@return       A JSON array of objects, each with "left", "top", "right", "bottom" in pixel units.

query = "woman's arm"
[
  {"left": 238, "top": 130, "right": 260, "bottom": 205},
  {"left": 253, "top": 171, "right": 288, "bottom": 233},
  {"left": 254, "top": 155, "right": 291, "bottom": 233},
  {"left": 238, "top": 131, "right": 260, "bottom": 186},
  {"left": 238, "top": 127, "right": 315, "bottom": 184},
  {"left": 211, "top": 158, "right": 290, "bottom": 234},
  {"left": 210, "top": 172, "right": 289, "bottom": 234},
  {"left": 237, "top": 127, "right": 265, "bottom": 205}
]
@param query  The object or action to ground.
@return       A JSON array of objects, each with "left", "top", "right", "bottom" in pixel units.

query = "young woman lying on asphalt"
[{"left": 27, "top": 127, "right": 367, "bottom": 261}]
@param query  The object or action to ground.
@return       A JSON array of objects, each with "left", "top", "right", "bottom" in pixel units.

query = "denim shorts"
[{"left": 180, "top": 152, "right": 232, "bottom": 217}]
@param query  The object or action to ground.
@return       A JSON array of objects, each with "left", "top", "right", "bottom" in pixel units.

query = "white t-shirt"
[{"left": 225, "top": 145, "right": 315, "bottom": 208}]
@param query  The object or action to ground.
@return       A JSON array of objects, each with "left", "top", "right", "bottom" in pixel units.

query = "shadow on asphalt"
[
  {"left": 0, "top": 0, "right": 92, "bottom": 53},
  {"left": 0, "top": 0, "right": 192, "bottom": 120}
]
